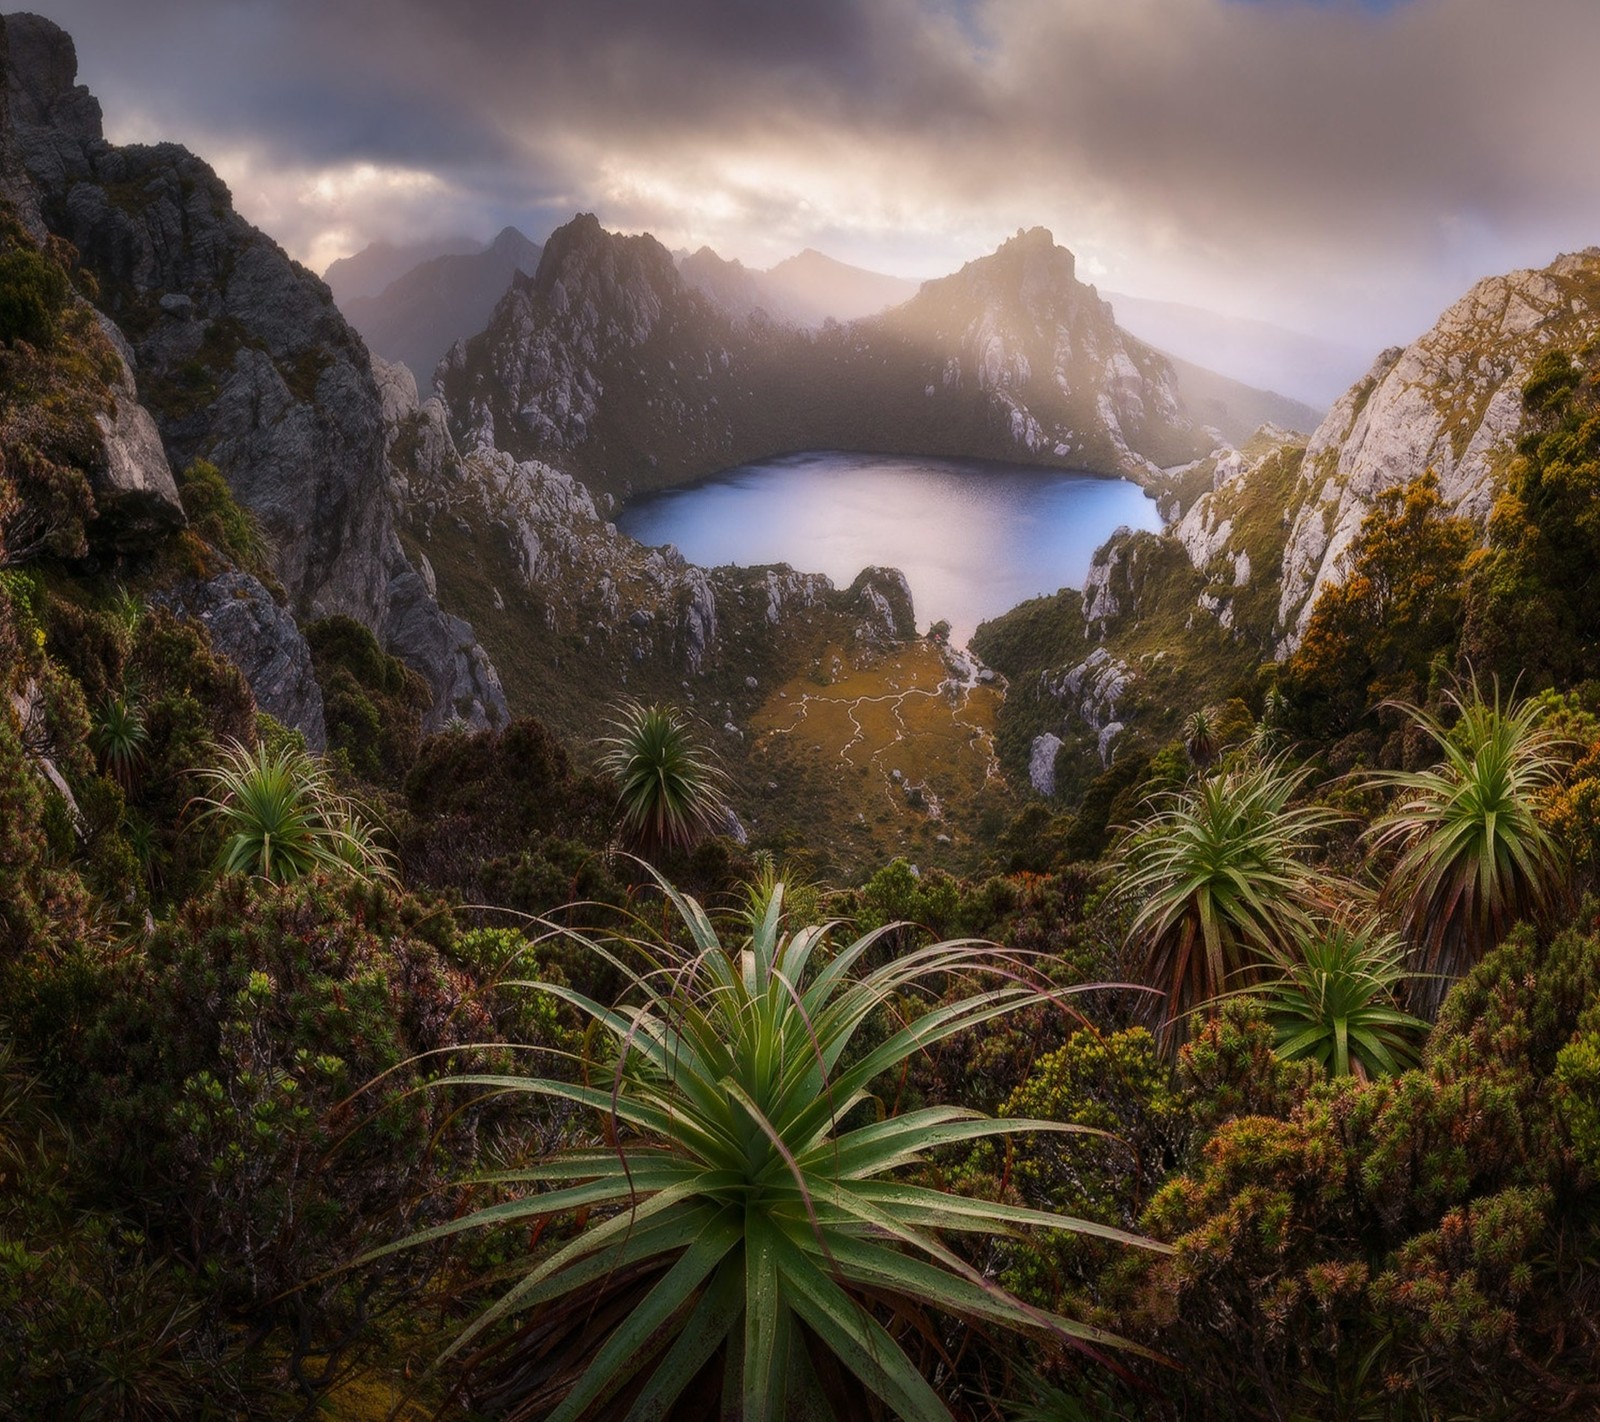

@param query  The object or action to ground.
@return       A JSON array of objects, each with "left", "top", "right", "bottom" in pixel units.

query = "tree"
[{"left": 1366, "top": 680, "right": 1570, "bottom": 1016}]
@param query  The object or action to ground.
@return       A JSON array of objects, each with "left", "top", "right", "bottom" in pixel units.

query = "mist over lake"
[{"left": 616, "top": 450, "right": 1163, "bottom": 645}]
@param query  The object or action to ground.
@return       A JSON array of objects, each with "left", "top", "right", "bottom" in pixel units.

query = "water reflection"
[{"left": 616, "top": 450, "right": 1162, "bottom": 645}]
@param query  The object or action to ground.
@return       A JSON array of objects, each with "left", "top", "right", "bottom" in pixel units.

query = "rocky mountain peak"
[
  {"left": 3, "top": 13, "right": 98, "bottom": 141},
  {"left": 531, "top": 213, "right": 685, "bottom": 331},
  {"left": 2, "top": 11, "right": 507, "bottom": 734}
]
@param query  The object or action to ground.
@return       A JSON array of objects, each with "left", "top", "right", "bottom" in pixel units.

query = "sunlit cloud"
[{"left": 21, "top": 0, "right": 1600, "bottom": 350}]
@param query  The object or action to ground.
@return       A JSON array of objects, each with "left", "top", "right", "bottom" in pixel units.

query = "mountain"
[
  {"left": 1163, "top": 354, "right": 1320, "bottom": 446},
  {"left": 974, "top": 247, "right": 1600, "bottom": 801},
  {"left": 442, "top": 216, "right": 1212, "bottom": 503},
  {"left": 1106, "top": 291, "right": 1368, "bottom": 411},
  {"left": 677, "top": 246, "right": 771, "bottom": 323},
  {"left": 678, "top": 245, "right": 922, "bottom": 327},
  {"left": 758, "top": 249, "right": 922, "bottom": 326},
  {"left": 339, "top": 225, "right": 543, "bottom": 381},
  {"left": 323, "top": 233, "right": 482, "bottom": 305},
  {"left": 1271, "top": 250, "right": 1600, "bottom": 648},
  {"left": 2, "top": 13, "right": 505, "bottom": 733}
]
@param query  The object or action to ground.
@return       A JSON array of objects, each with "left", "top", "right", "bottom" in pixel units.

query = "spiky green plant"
[
  {"left": 1118, "top": 757, "right": 1345, "bottom": 1047},
  {"left": 375, "top": 877, "right": 1168, "bottom": 1421},
  {"left": 194, "top": 738, "right": 393, "bottom": 885},
  {"left": 1182, "top": 708, "right": 1219, "bottom": 768},
  {"left": 1258, "top": 919, "right": 1428, "bottom": 1079},
  {"left": 597, "top": 700, "right": 727, "bottom": 854},
  {"left": 1367, "top": 681, "right": 1571, "bottom": 1016},
  {"left": 90, "top": 693, "right": 148, "bottom": 790}
]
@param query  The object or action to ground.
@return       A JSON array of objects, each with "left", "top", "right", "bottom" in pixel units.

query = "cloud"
[{"left": 16, "top": 0, "right": 1600, "bottom": 348}]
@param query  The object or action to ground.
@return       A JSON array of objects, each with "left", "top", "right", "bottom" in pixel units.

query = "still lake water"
[{"left": 616, "top": 450, "right": 1163, "bottom": 645}]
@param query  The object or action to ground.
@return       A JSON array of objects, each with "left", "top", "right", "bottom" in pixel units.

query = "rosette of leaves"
[
  {"left": 195, "top": 738, "right": 393, "bottom": 885},
  {"left": 376, "top": 875, "right": 1168, "bottom": 1421},
  {"left": 597, "top": 700, "right": 727, "bottom": 854},
  {"left": 1118, "top": 757, "right": 1345, "bottom": 1047},
  {"left": 1258, "top": 919, "right": 1427, "bottom": 1079},
  {"left": 1366, "top": 679, "right": 1571, "bottom": 1015},
  {"left": 90, "top": 691, "right": 148, "bottom": 789}
]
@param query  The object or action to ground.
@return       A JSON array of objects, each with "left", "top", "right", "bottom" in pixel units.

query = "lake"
[{"left": 615, "top": 450, "right": 1163, "bottom": 645}]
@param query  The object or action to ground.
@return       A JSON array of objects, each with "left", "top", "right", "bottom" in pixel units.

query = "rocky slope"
[
  {"left": 340, "top": 225, "right": 542, "bottom": 383},
  {"left": 980, "top": 251, "right": 1600, "bottom": 804},
  {"left": 381, "top": 354, "right": 917, "bottom": 728},
  {"left": 2, "top": 12, "right": 505, "bottom": 733},
  {"left": 1113, "top": 251, "right": 1600, "bottom": 687},
  {"left": 1274, "top": 251, "right": 1600, "bottom": 650},
  {"left": 440, "top": 216, "right": 1212, "bottom": 504}
]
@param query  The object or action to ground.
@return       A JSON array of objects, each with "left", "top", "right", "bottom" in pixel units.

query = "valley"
[{"left": 8, "top": 7, "right": 1600, "bottom": 1420}]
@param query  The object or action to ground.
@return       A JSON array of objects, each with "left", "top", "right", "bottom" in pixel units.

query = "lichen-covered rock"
[
  {"left": 1029, "top": 732, "right": 1064, "bottom": 796},
  {"left": 1276, "top": 252, "right": 1600, "bottom": 649},
  {"left": 153, "top": 571, "right": 327, "bottom": 749}
]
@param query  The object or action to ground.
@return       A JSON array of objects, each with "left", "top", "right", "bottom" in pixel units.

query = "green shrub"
[
  {"left": 305, "top": 614, "right": 431, "bottom": 783},
  {"left": 0, "top": 244, "right": 70, "bottom": 348}
]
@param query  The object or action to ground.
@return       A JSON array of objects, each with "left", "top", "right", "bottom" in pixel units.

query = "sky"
[{"left": 15, "top": 0, "right": 1600, "bottom": 351}]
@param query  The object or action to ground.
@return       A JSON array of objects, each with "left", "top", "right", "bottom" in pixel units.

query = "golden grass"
[{"left": 746, "top": 640, "right": 1014, "bottom": 878}]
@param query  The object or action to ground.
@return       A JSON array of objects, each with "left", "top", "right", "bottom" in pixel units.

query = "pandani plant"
[
  {"left": 1117, "top": 755, "right": 1346, "bottom": 1048},
  {"left": 597, "top": 700, "right": 729, "bottom": 854},
  {"left": 370, "top": 873, "right": 1170, "bottom": 1422},
  {"left": 194, "top": 737, "right": 394, "bottom": 885},
  {"left": 1365, "top": 677, "right": 1572, "bottom": 1016}
]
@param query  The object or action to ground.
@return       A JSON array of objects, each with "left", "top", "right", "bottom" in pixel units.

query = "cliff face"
[
  {"left": 442, "top": 216, "right": 1208, "bottom": 503},
  {"left": 1, "top": 12, "right": 505, "bottom": 731},
  {"left": 1274, "top": 251, "right": 1600, "bottom": 649}
]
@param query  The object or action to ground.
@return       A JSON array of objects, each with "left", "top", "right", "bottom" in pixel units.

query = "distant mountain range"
[
  {"left": 323, "top": 234, "right": 483, "bottom": 304},
  {"left": 677, "top": 246, "right": 923, "bottom": 327},
  {"left": 439, "top": 216, "right": 1237, "bottom": 501},
  {"left": 1105, "top": 292, "right": 1367, "bottom": 411},
  {"left": 330, "top": 227, "right": 1331, "bottom": 430},
  {"left": 333, "top": 227, "right": 544, "bottom": 380}
]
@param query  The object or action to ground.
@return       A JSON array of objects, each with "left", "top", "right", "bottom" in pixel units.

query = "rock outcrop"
[
  {"left": 1275, "top": 251, "right": 1600, "bottom": 649},
  {"left": 153, "top": 571, "right": 327, "bottom": 748},
  {"left": 2, "top": 13, "right": 505, "bottom": 731}
]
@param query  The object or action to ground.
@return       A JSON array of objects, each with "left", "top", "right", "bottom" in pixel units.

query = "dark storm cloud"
[{"left": 16, "top": 0, "right": 1600, "bottom": 344}]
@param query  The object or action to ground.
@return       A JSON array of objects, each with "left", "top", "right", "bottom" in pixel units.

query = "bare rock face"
[
  {"left": 1029, "top": 732, "right": 1065, "bottom": 796},
  {"left": 3, "top": 14, "right": 505, "bottom": 731},
  {"left": 88, "top": 313, "right": 187, "bottom": 545},
  {"left": 444, "top": 216, "right": 1207, "bottom": 504},
  {"left": 153, "top": 570, "right": 327, "bottom": 749},
  {"left": 1275, "top": 252, "right": 1600, "bottom": 649}
]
